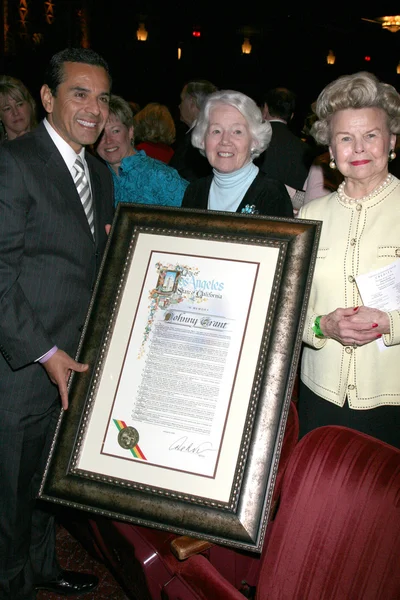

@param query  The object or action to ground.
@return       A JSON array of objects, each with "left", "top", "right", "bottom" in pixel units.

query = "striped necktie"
[{"left": 73, "top": 156, "right": 94, "bottom": 236}]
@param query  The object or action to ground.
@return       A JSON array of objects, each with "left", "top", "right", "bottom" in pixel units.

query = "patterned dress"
[{"left": 111, "top": 149, "right": 189, "bottom": 208}]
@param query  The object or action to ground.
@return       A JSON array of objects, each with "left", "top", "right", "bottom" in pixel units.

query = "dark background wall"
[{"left": 1, "top": 2, "right": 399, "bottom": 132}]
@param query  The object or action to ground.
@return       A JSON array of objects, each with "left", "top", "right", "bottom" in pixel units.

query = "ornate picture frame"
[{"left": 39, "top": 204, "right": 321, "bottom": 552}]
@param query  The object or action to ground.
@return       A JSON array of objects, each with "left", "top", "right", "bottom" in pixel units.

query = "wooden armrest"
[
  {"left": 170, "top": 535, "right": 214, "bottom": 560},
  {"left": 269, "top": 498, "right": 279, "bottom": 521}
]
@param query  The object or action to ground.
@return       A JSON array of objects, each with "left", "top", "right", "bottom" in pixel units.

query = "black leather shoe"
[{"left": 35, "top": 570, "right": 99, "bottom": 596}]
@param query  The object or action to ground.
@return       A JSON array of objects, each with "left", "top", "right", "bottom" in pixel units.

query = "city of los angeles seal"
[{"left": 118, "top": 426, "right": 139, "bottom": 450}]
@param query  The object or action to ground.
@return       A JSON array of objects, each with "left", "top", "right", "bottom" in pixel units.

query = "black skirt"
[{"left": 298, "top": 380, "right": 400, "bottom": 449}]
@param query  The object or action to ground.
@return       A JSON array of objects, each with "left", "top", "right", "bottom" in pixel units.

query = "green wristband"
[{"left": 312, "top": 315, "right": 325, "bottom": 338}]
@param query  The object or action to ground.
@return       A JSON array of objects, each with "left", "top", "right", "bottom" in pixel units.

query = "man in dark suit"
[
  {"left": 0, "top": 48, "right": 114, "bottom": 598},
  {"left": 254, "top": 87, "right": 315, "bottom": 213},
  {"left": 169, "top": 79, "right": 218, "bottom": 182}
]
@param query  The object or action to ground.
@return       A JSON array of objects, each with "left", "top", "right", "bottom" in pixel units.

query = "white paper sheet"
[{"left": 355, "top": 260, "right": 400, "bottom": 350}]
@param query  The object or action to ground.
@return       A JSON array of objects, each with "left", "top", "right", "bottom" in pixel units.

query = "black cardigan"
[{"left": 181, "top": 171, "right": 294, "bottom": 218}]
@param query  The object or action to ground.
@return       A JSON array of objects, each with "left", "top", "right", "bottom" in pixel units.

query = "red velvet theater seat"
[
  {"left": 255, "top": 425, "right": 400, "bottom": 600},
  {"left": 170, "top": 426, "right": 400, "bottom": 600}
]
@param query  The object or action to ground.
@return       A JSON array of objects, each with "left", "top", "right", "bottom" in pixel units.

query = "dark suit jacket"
[
  {"left": 169, "top": 128, "right": 212, "bottom": 182},
  {"left": 181, "top": 170, "right": 294, "bottom": 218},
  {"left": 0, "top": 121, "right": 114, "bottom": 414},
  {"left": 254, "top": 121, "right": 315, "bottom": 191}
]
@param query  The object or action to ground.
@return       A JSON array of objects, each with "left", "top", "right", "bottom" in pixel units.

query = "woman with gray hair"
[
  {"left": 181, "top": 89, "right": 293, "bottom": 217},
  {"left": 0, "top": 75, "right": 37, "bottom": 142},
  {"left": 297, "top": 71, "right": 400, "bottom": 447}
]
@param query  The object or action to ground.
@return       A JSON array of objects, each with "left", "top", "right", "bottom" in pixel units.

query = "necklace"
[{"left": 337, "top": 174, "right": 393, "bottom": 205}]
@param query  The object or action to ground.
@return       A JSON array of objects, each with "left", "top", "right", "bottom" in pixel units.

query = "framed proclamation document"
[{"left": 40, "top": 204, "right": 321, "bottom": 552}]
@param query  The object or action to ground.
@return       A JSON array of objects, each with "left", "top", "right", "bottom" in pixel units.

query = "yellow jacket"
[{"left": 298, "top": 176, "right": 400, "bottom": 409}]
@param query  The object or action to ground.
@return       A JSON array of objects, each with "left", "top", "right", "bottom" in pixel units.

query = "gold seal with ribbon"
[{"left": 118, "top": 426, "right": 139, "bottom": 450}]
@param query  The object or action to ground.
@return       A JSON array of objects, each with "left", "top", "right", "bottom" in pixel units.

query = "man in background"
[
  {"left": 255, "top": 86, "right": 315, "bottom": 213},
  {"left": 169, "top": 78, "right": 218, "bottom": 182},
  {"left": 0, "top": 47, "right": 114, "bottom": 598}
]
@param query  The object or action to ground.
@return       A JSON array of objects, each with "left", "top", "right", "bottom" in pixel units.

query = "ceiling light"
[
  {"left": 362, "top": 15, "right": 400, "bottom": 33},
  {"left": 136, "top": 23, "right": 148, "bottom": 42},
  {"left": 242, "top": 38, "right": 252, "bottom": 54},
  {"left": 380, "top": 16, "right": 400, "bottom": 33},
  {"left": 326, "top": 49, "right": 335, "bottom": 65}
]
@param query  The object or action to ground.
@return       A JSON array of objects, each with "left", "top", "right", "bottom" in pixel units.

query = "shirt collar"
[{"left": 43, "top": 118, "right": 86, "bottom": 173}]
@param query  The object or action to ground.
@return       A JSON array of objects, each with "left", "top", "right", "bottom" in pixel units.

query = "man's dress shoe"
[{"left": 35, "top": 570, "right": 99, "bottom": 595}]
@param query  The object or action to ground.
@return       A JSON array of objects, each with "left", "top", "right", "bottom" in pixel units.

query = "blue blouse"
[{"left": 110, "top": 150, "right": 189, "bottom": 208}]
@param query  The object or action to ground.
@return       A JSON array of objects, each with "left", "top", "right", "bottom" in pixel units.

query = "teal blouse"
[{"left": 110, "top": 150, "right": 189, "bottom": 208}]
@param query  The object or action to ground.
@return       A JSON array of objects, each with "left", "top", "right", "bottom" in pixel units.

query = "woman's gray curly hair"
[
  {"left": 191, "top": 89, "right": 272, "bottom": 158},
  {"left": 311, "top": 71, "right": 400, "bottom": 146}
]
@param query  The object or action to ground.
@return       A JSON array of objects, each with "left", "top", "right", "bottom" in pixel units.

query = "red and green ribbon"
[{"left": 114, "top": 419, "right": 147, "bottom": 460}]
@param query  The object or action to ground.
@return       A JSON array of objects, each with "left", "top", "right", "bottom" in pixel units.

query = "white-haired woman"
[{"left": 181, "top": 90, "right": 293, "bottom": 217}]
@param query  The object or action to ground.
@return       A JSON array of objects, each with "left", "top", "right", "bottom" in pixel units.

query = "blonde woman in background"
[
  {"left": 134, "top": 102, "right": 176, "bottom": 164},
  {"left": 96, "top": 94, "right": 189, "bottom": 207},
  {"left": 0, "top": 75, "right": 37, "bottom": 142}
]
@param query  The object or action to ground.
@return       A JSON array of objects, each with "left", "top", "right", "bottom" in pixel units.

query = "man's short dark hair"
[
  {"left": 263, "top": 87, "right": 296, "bottom": 122},
  {"left": 44, "top": 47, "right": 111, "bottom": 95}
]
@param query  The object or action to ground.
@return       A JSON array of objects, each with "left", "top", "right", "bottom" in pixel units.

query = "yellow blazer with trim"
[{"left": 298, "top": 176, "right": 400, "bottom": 409}]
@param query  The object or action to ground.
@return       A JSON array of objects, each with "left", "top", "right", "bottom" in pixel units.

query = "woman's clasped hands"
[{"left": 320, "top": 306, "right": 390, "bottom": 347}]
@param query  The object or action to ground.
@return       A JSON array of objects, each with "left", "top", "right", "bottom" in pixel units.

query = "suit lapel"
[{"left": 35, "top": 123, "right": 95, "bottom": 242}]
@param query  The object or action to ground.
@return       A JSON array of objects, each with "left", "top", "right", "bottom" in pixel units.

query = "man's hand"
[{"left": 42, "top": 349, "right": 89, "bottom": 410}]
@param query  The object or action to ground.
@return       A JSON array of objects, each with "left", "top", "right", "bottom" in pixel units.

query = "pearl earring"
[
  {"left": 329, "top": 157, "right": 336, "bottom": 170},
  {"left": 389, "top": 149, "right": 396, "bottom": 162}
]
